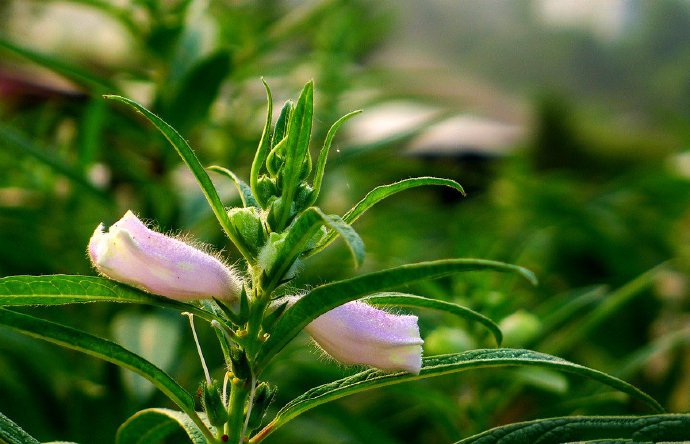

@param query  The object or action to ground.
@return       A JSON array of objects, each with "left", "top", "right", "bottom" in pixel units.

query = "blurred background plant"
[{"left": 0, "top": 0, "right": 689, "bottom": 443}]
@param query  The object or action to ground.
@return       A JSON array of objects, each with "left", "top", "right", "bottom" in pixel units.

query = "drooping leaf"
[
  {"left": 364, "top": 292, "right": 502, "bottom": 347},
  {"left": 249, "top": 350, "right": 664, "bottom": 443},
  {"left": 257, "top": 259, "right": 536, "bottom": 366},
  {"left": 208, "top": 165, "right": 259, "bottom": 208},
  {"left": 0, "top": 275, "right": 218, "bottom": 323},
  {"left": 116, "top": 408, "right": 211, "bottom": 444},
  {"left": 265, "top": 207, "right": 364, "bottom": 291},
  {"left": 308, "top": 109, "right": 362, "bottom": 206},
  {"left": 0, "top": 410, "right": 40, "bottom": 444},
  {"left": 306, "top": 177, "right": 465, "bottom": 256},
  {"left": 103, "top": 95, "right": 253, "bottom": 260},
  {"left": 455, "top": 413, "right": 690, "bottom": 444}
]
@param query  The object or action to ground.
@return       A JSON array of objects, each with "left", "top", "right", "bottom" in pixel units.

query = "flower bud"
[
  {"left": 88, "top": 211, "right": 241, "bottom": 301},
  {"left": 305, "top": 301, "right": 424, "bottom": 374},
  {"left": 201, "top": 380, "right": 229, "bottom": 427}
]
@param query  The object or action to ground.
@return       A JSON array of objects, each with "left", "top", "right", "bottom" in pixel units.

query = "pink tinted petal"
[
  {"left": 305, "top": 301, "right": 423, "bottom": 374},
  {"left": 88, "top": 211, "right": 241, "bottom": 301}
]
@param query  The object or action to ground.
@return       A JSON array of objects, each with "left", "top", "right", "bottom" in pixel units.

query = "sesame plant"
[{"left": 0, "top": 81, "right": 688, "bottom": 444}]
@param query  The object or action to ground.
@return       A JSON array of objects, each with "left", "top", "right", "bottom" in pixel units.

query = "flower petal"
[
  {"left": 88, "top": 211, "right": 241, "bottom": 301},
  {"left": 305, "top": 301, "right": 423, "bottom": 374}
]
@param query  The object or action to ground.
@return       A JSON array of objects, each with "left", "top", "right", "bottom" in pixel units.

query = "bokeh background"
[{"left": 1, "top": 1, "right": 690, "bottom": 442}]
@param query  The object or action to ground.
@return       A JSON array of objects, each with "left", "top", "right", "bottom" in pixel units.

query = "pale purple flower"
[
  {"left": 88, "top": 211, "right": 241, "bottom": 301},
  {"left": 305, "top": 301, "right": 424, "bottom": 374}
]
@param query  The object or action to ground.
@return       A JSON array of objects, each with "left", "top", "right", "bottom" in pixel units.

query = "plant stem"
[{"left": 226, "top": 378, "right": 251, "bottom": 444}]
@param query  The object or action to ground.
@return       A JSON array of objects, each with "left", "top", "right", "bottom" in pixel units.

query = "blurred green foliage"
[{"left": 1, "top": 1, "right": 690, "bottom": 443}]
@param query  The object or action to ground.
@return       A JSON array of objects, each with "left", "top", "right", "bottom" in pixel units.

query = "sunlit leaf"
[
  {"left": 275, "top": 81, "right": 313, "bottom": 230},
  {"left": 257, "top": 259, "right": 535, "bottom": 366},
  {"left": 250, "top": 349, "right": 664, "bottom": 443},
  {"left": 306, "top": 177, "right": 464, "bottom": 256},
  {"left": 455, "top": 413, "right": 690, "bottom": 443},
  {"left": 0, "top": 275, "right": 217, "bottom": 323}
]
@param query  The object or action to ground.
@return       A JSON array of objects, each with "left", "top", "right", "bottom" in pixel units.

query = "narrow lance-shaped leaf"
[
  {"left": 264, "top": 207, "right": 364, "bottom": 291},
  {"left": 250, "top": 79, "right": 274, "bottom": 208},
  {"left": 208, "top": 165, "right": 259, "bottom": 208},
  {"left": 308, "top": 109, "right": 362, "bottom": 206},
  {"left": 276, "top": 81, "right": 314, "bottom": 230},
  {"left": 257, "top": 259, "right": 536, "bottom": 367},
  {"left": 0, "top": 308, "right": 196, "bottom": 413},
  {"left": 0, "top": 275, "right": 220, "bottom": 324},
  {"left": 249, "top": 349, "right": 664, "bottom": 443},
  {"left": 456, "top": 413, "right": 690, "bottom": 444},
  {"left": 364, "top": 292, "right": 502, "bottom": 347},
  {"left": 116, "top": 408, "right": 211, "bottom": 444},
  {"left": 104, "top": 95, "right": 254, "bottom": 260},
  {"left": 0, "top": 411, "right": 40, "bottom": 444},
  {"left": 306, "top": 177, "right": 465, "bottom": 257}
]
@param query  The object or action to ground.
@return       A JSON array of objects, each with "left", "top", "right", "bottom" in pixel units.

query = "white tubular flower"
[
  {"left": 305, "top": 301, "right": 424, "bottom": 374},
  {"left": 88, "top": 210, "right": 241, "bottom": 301}
]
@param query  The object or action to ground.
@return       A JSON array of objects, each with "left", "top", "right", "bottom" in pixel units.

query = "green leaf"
[
  {"left": 0, "top": 308, "right": 195, "bottom": 411},
  {"left": 0, "top": 275, "right": 217, "bottom": 323},
  {"left": 208, "top": 165, "right": 259, "bottom": 208},
  {"left": 455, "top": 413, "right": 690, "bottom": 443},
  {"left": 0, "top": 37, "right": 117, "bottom": 93},
  {"left": 276, "top": 81, "right": 314, "bottom": 230},
  {"left": 0, "top": 411, "right": 40, "bottom": 444},
  {"left": 250, "top": 79, "right": 274, "bottom": 208},
  {"left": 116, "top": 408, "right": 211, "bottom": 444},
  {"left": 364, "top": 292, "right": 502, "bottom": 347},
  {"left": 265, "top": 207, "right": 364, "bottom": 290},
  {"left": 257, "top": 259, "right": 536, "bottom": 367},
  {"left": 0, "top": 122, "right": 109, "bottom": 201},
  {"left": 249, "top": 350, "right": 664, "bottom": 443},
  {"left": 308, "top": 110, "right": 362, "bottom": 206},
  {"left": 104, "top": 95, "right": 253, "bottom": 260},
  {"left": 306, "top": 177, "right": 465, "bottom": 257}
]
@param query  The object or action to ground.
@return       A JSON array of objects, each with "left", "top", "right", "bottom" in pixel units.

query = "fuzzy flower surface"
[
  {"left": 88, "top": 211, "right": 241, "bottom": 301},
  {"left": 305, "top": 300, "right": 424, "bottom": 374}
]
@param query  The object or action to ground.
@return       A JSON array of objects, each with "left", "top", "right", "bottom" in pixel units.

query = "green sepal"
[
  {"left": 239, "top": 287, "right": 250, "bottom": 325},
  {"left": 255, "top": 176, "right": 278, "bottom": 208},
  {"left": 212, "top": 297, "right": 242, "bottom": 326},
  {"left": 227, "top": 207, "right": 268, "bottom": 260},
  {"left": 201, "top": 380, "right": 229, "bottom": 427},
  {"left": 246, "top": 382, "right": 276, "bottom": 433},
  {"left": 230, "top": 348, "right": 251, "bottom": 381},
  {"left": 261, "top": 300, "right": 289, "bottom": 332}
]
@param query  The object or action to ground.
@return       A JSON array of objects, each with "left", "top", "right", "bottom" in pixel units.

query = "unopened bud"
[{"left": 201, "top": 380, "right": 229, "bottom": 427}]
